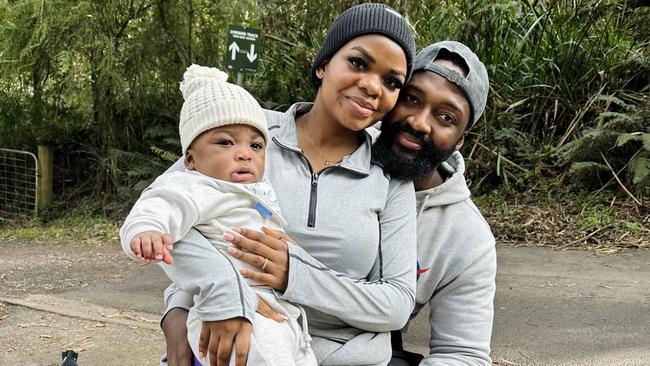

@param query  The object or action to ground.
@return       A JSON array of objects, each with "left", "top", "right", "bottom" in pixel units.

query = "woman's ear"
[{"left": 316, "top": 60, "right": 329, "bottom": 80}]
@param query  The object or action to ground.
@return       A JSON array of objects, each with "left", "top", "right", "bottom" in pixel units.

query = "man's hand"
[
  {"left": 199, "top": 317, "right": 252, "bottom": 366},
  {"left": 130, "top": 231, "right": 173, "bottom": 264},
  {"left": 162, "top": 308, "right": 193, "bottom": 366}
]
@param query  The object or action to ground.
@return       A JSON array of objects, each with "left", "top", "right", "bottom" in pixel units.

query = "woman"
[{"left": 162, "top": 4, "right": 417, "bottom": 366}]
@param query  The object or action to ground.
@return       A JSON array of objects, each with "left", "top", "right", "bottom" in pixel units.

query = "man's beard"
[{"left": 372, "top": 122, "right": 456, "bottom": 181}]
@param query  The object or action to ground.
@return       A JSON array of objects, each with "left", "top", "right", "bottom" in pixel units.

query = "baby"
[{"left": 120, "top": 65, "right": 315, "bottom": 366}]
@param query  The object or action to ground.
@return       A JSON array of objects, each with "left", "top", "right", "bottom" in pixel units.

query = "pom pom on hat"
[
  {"left": 179, "top": 64, "right": 268, "bottom": 154},
  {"left": 180, "top": 65, "right": 229, "bottom": 100}
]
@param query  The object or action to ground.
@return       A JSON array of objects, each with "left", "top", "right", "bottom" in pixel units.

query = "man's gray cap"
[{"left": 414, "top": 41, "right": 489, "bottom": 128}]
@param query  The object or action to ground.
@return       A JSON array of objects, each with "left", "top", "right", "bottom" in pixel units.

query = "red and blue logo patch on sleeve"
[{"left": 417, "top": 261, "right": 429, "bottom": 280}]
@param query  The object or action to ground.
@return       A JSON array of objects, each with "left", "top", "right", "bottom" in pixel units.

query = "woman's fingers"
[
  {"left": 227, "top": 247, "right": 267, "bottom": 269},
  {"left": 239, "top": 268, "right": 281, "bottom": 287},
  {"left": 261, "top": 226, "right": 295, "bottom": 245},
  {"left": 234, "top": 227, "right": 287, "bottom": 250},
  {"left": 260, "top": 226, "right": 284, "bottom": 240},
  {"left": 223, "top": 232, "right": 273, "bottom": 259},
  {"left": 225, "top": 227, "right": 290, "bottom": 291}
]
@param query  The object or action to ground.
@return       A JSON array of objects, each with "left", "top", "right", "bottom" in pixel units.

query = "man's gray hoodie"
[{"left": 409, "top": 151, "right": 496, "bottom": 366}]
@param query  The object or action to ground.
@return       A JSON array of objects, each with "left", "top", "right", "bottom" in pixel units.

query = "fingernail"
[
  {"left": 227, "top": 247, "right": 237, "bottom": 255},
  {"left": 223, "top": 233, "right": 234, "bottom": 241},
  {"left": 232, "top": 227, "right": 241, "bottom": 233}
]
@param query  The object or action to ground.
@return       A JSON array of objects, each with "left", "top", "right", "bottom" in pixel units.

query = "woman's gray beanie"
[{"left": 311, "top": 3, "right": 415, "bottom": 89}]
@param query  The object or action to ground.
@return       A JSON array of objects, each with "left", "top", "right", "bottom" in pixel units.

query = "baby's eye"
[
  {"left": 251, "top": 142, "right": 264, "bottom": 151},
  {"left": 216, "top": 139, "right": 234, "bottom": 146}
]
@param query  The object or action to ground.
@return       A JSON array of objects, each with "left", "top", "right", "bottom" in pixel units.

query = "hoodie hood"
[{"left": 415, "top": 151, "right": 470, "bottom": 214}]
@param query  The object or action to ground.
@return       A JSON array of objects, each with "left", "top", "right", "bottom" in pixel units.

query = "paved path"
[
  {"left": 404, "top": 245, "right": 650, "bottom": 365},
  {"left": 1, "top": 243, "right": 649, "bottom": 365}
]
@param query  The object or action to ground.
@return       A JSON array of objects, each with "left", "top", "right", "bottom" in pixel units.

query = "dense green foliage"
[{"left": 0, "top": 0, "right": 648, "bottom": 213}]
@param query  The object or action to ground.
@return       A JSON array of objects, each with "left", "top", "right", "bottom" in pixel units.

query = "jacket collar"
[{"left": 272, "top": 103, "right": 373, "bottom": 176}]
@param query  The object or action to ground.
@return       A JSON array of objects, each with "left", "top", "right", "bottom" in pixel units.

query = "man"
[{"left": 372, "top": 41, "right": 496, "bottom": 366}]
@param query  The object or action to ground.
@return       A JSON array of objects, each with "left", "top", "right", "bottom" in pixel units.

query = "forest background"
[{"left": 0, "top": 0, "right": 649, "bottom": 248}]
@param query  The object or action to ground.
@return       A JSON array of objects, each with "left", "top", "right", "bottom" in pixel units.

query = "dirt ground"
[
  {"left": 1, "top": 238, "right": 649, "bottom": 365},
  {"left": 0, "top": 239, "right": 167, "bottom": 365}
]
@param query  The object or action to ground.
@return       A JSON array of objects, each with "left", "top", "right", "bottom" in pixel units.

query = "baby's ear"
[{"left": 184, "top": 151, "right": 195, "bottom": 170}]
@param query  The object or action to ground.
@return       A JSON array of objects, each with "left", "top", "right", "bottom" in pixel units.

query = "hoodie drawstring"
[
  {"left": 417, "top": 194, "right": 430, "bottom": 219},
  {"left": 296, "top": 303, "right": 313, "bottom": 354}
]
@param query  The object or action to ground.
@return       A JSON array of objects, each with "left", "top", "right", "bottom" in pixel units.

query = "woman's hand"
[
  {"left": 162, "top": 308, "right": 193, "bottom": 366},
  {"left": 225, "top": 226, "right": 292, "bottom": 292}
]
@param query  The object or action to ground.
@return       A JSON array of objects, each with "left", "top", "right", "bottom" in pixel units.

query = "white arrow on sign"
[
  {"left": 228, "top": 42, "right": 240, "bottom": 60},
  {"left": 246, "top": 44, "right": 257, "bottom": 62}
]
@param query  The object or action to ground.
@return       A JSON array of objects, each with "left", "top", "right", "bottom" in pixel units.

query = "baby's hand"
[{"left": 130, "top": 231, "right": 174, "bottom": 264}]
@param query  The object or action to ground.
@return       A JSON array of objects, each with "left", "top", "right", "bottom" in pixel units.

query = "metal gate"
[{"left": 0, "top": 148, "right": 38, "bottom": 219}]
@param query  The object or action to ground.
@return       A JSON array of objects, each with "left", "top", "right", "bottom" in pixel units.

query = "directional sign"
[{"left": 226, "top": 25, "right": 262, "bottom": 73}]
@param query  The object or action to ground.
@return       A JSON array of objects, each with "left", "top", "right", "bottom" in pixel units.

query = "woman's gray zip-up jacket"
[{"left": 163, "top": 103, "right": 417, "bottom": 365}]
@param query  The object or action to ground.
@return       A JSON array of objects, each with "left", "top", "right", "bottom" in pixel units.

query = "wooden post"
[{"left": 37, "top": 145, "right": 53, "bottom": 210}]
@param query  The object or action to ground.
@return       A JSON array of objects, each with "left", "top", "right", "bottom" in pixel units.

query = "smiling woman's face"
[{"left": 315, "top": 34, "right": 408, "bottom": 132}]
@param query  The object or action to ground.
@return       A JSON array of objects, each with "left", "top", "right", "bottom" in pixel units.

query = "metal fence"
[{"left": 0, "top": 148, "right": 38, "bottom": 219}]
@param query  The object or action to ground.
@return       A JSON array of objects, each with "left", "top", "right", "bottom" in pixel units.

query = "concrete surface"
[
  {"left": 403, "top": 245, "right": 650, "bottom": 365},
  {"left": 1, "top": 243, "right": 649, "bottom": 365}
]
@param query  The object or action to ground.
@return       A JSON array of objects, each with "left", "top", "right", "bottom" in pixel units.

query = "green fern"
[
  {"left": 150, "top": 146, "right": 180, "bottom": 163},
  {"left": 559, "top": 99, "right": 650, "bottom": 196},
  {"left": 616, "top": 132, "right": 648, "bottom": 147}
]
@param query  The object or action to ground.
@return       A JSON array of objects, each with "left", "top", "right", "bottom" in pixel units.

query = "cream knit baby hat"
[{"left": 179, "top": 64, "right": 268, "bottom": 154}]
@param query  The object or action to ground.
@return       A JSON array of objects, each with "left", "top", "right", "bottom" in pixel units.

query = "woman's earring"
[{"left": 316, "top": 70, "right": 324, "bottom": 78}]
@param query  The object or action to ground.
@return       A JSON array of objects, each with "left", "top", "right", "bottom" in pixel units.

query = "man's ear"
[
  {"left": 455, "top": 132, "right": 466, "bottom": 150},
  {"left": 184, "top": 150, "right": 195, "bottom": 170}
]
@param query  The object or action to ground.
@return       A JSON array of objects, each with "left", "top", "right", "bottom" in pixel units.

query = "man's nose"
[{"left": 407, "top": 111, "right": 431, "bottom": 135}]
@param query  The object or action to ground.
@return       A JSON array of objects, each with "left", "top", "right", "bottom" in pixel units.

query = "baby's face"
[{"left": 185, "top": 124, "right": 265, "bottom": 184}]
